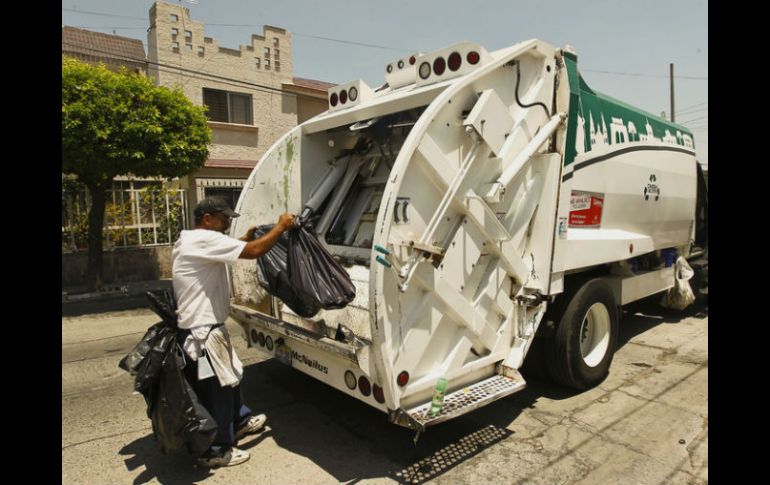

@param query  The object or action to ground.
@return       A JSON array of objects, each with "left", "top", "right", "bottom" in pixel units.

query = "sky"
[{"left": 62, "top": 0, "right": 708, "bottom": 167}]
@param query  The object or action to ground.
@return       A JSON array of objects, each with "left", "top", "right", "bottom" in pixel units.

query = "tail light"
[
  {"left": 250, "top": 329, "right": 259, "bottom": 344},
  {"left": 448, "top": 52, "right": 461, "bottom": 71},
  {"left": 348, "top": 86, "right": 358, "bottom": 102},
  {"left": 339, "top": 89, "right": 348, "bottom": 104},
  {"left": 419, "top": 61, "right": 431, "bottom": 79},
  {"left": 467, "top": 51, "right": 480, "bottom": 65},
  {"left": 397, "top": 371, "right": 410, "bottom": 387},
  {"left": 344, "top": 371, "right": 357, "bottom": 390},
  {"left": 409, "top": 55, "right": 416, "bottom": 65},
  {"left": 265, "top": 335, "right": 274, "bottom": 351},
  {"left": 372, "top": 384, "right": 385, "bottom": 404},
  {"left": 386, "top": 64, "right": 393, "bottom": 73},
  {"left": 397, "top": 60, "right": 405, "bottom": 69},
  {"left": 358, "top": 375, "right": 371, "bottom": 396},
  {"left": 257, "top": 332, "right": 266, "bottom": 347},
  {"left": 330, "top": 92, "right": 338, "bottom": 107},
  {"left": 433, "top": 57, "right": 446, "bottom": 76}
]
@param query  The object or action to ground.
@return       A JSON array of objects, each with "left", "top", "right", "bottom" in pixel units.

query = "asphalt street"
[{"left": 62, "top": 296, "right": 708, "bottom": 485}]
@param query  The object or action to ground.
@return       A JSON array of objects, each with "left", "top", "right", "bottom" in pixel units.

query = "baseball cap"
[{"left": 194, "top": 196, "right": 240, "bottom": 218}]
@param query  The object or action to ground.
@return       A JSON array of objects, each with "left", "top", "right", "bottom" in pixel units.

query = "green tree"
[{"left": 62, "top": 57, "right": 211, "bottom": 290}]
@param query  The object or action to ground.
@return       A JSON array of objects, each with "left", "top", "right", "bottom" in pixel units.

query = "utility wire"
[
  {"left": 65, "top": 8, "right": 707, "bottom": 78},
  {"left": 62, "top": 40, "right": 329, "bottom": 101}
]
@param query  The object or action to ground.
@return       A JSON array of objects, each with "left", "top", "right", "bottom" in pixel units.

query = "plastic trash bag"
[
  {"left": 254, "top": 224, "right": 356, "bottom": 317},
  {"left": 149, "top": 344, "right": 217, "bottom": 456},
  {"left": 254, "top": 225, "right": 321, "bottom": 317},
  {"left": 660, "top": 256, "right": 696, "bottom": 310},
  {"left": 119, "top": 291, "right": 179, "bottom": 393},
  {"left": 119, "top": 291, "right": 216, "bottom": 456},
  {"left": 287, "top": 224, "right": 356, "bottom": 311}
]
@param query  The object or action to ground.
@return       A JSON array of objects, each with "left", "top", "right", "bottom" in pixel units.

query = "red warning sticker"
[{"left": 569, "top": 191, "right": 604, "bottom": 228}]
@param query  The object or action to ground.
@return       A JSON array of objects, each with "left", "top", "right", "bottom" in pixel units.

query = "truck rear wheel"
[{"left": 544, "top": 278, "right": 618, "bottom": 390}]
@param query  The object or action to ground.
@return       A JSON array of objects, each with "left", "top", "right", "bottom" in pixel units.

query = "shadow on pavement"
[
  {"left": 232, "top": 359, "right": 541, "bottom": 485},
  {"left": 119, "top": 434, "right": 212, "bottom": 485},
  {"left": 618, "top": 293, "right": 708, "bottom": 348}
]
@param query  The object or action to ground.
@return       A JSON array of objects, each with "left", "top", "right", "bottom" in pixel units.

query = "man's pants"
[{"left": 182, "top": 355, "right": 253, "bottom": 448}]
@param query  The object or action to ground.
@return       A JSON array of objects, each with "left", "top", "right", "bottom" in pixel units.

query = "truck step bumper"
[{"left": 391, "top": 371, "right": 527, "bottom": 431}]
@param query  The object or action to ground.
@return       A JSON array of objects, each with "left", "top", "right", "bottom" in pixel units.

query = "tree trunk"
[{"left": 85, "top": 182, "right": 108, "bottom": 291}]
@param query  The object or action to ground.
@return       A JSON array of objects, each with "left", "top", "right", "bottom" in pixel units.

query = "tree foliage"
[{"left": 62, "top": 57, "right": 211, "bottom": 289}]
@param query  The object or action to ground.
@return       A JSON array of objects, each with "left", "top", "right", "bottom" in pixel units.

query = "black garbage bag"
[
  {"left": 149, "top": 344, "right": 217, "bottom": 456},
  {"left": 118, "top": 321, "right": 177, "bottom": 394},
  {"left": 287, "top": 225, "right": 356, "bottom": 310},
  {"left": 118, "top": 291, "right": 179, "bottom": 393},
  {"left": 118, "top": 291, "right": 216, "bottom": 456},
  {"left": 253, "top": 224, "right": 355, "bottom": 317},
  {"left": 254, "top": 225, "right": 321, "bottom": 317},
  {"left": 146, "top": 289, "right": 178, "bottom": 327}
]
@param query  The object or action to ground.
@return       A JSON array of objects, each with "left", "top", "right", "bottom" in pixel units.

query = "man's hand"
[{"left": 277, "top": 213, "right": 296, "bottom": 231}]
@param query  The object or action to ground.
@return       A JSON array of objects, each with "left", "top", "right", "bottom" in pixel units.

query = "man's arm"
[{"left": 238, "top": 213, "right": 295, "bottom": 259}]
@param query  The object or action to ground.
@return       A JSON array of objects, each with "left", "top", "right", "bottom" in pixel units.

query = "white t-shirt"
[{"left": 172, "top": 229, "right": 247, "bottom": 329}]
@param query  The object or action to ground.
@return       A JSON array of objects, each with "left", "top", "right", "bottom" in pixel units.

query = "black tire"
[{"left": 544, "top": 278, "right": 619, "bottom": 390}]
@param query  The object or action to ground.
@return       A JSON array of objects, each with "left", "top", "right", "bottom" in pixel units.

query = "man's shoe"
[
  {"left": 197, "top": 446, "right": 250, "bottom": 467},
  {"left": 235, "top": 414, "right": 267, "bottom": 440}
]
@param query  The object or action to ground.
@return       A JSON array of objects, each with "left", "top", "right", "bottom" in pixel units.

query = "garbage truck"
[{"left": 227, "top": 39, "right": 709, "bottom": 433}]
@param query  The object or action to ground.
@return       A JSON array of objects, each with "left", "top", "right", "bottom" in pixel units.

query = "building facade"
[{"left": 146, "top": 1, "right": 332, "bottom": 219}]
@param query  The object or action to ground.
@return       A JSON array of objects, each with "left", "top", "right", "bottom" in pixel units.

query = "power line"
[
  {"left": 62, "top": 8, "right": 146, "bottom": 21},
  {"left": 677, "top": 101, "right": 707, "bottom": 112},
  {"left": 581, "top": 68, "right": 707, "bottom": 80},
  {"left": 62, "top": 40, "right": 329, "bottom": 101},
  {"left": 677, "top": 106, "right": 707, "bottom": 117},
  {"left": 678, "top": 115, "right": 708, "bottom": 124},
  {"left": 63, "top": 8, "right": 413, "bottom": 53},
  {"left": 65, "top": 8, "right": 707, "bottom": 78}
]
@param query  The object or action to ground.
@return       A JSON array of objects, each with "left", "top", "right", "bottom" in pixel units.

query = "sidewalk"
[{"left": 62, "top": 279, "right": 173, "bottom": 316}]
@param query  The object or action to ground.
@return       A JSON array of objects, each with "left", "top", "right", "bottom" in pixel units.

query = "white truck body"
[{"left": 228, "top": 39, "right": 704, "bottom": 431}]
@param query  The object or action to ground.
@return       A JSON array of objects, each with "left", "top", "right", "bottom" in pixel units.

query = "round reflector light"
[
  {"left": 348, "top": 86, "right": 358, "bottom": 102},
  {"left": 330, "top": 92, "right": 338, "bottom": 107},
  {"left": 344, "top": 371, "right": 357, "bottom": 390},
  {"left": 386, "top": 64, "right": 393, "bottom": 73},
  {"left": 398, "top": 60, "right": 405, "bottom": 69},
  {"left": 448, "top": 52, "right": 461, "bottom": 71},
  {"left": 265, "top": 335, "right": 274, "bottom": 351},
  {"left": 340, "top": 89, "right": 348, "bottom": 104},
  {"left": 467, "top": 51, "right": 480, "bottom": 65},
  {"left": 418, "top": 61, "right": 431, "bottom": 79},
  {"left": 250, "top": 329, "right": 259, "bottom": 344},
  {"left": 397, "top": 371, "right": 410, "bottom": 387},
  {"left": 257, "top": 332, "right": 266, "bottom": 347},
  {"left": 358, "top": 375, "right": 371, "bottom": 396},
  {"left": 373, "top": 384, "right": 385, "bottom": 403},
  {"left": 433, "top": 57, "right": 446, "bottom": 76},
  {"left": 409, "top": 55, "right": 416, "bottom": 65}
]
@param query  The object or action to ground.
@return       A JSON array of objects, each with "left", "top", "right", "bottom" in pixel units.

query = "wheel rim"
[{"left": 579, "top": 302, "right": 611, "bottom": 367}]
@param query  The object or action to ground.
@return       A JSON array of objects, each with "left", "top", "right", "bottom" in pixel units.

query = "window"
[
  {"left": 275, "top": 61, "right": 280, "bottom": 71},
  {"left": 203, "top": 88, "right": 253, "bottom": 125},
  {"left": 171, "top": 28, "right": 178, "bottom": 37},
  {"left": 185, "top": 30, "right": 192, "bottom": 40},
  {"left": 198, "top": 46, "right": 205, "bottom": 56},
  {"left": 171, "top": 41, "right": 179, "bottom": 51},
  {"left": 265, "top": 59, "right": 271, "bottom": 70},
  {"left": 264, "top": 47, "right": 270, "bottom": 57},
  {"left": 170, "top": 14, "right": 178, "bottom": 22},
  {"left": 185, "top": 43, "right": 193, "bottom": 51},
  {"left": 273, "top": 37, "right": 279, "bottom": 47},
  {"left": 204, "top": 187, "right": 242, "bottom": 212},
  {"left": 255, "top": 57, "right": 261, "bottom": 68},
  {"left": 274, "top": 49, "right": 280, "bottom": 60}
]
